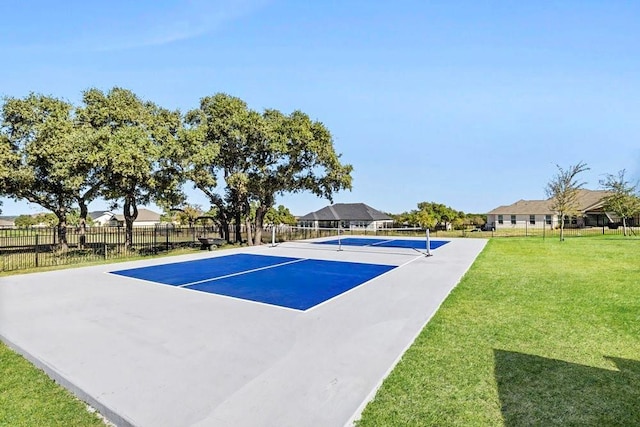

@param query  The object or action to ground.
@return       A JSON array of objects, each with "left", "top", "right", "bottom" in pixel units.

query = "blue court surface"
[
  {"left": 111, "top": 253, "right": 395, "bottom": 310},
  {"left": 315, "top": 237, "right": 449, "bottom": 250}
]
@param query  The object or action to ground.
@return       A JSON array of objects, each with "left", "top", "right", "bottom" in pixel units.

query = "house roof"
[
  {"left": 575, "top": 189, "right": 613, "bottom": 211},
  {"left": 488, "top": 199, "right": 553, "bottom": 215},
  {"left": 0, "top": 218, "right": 14, "bottom": 226},
  {"left": 88, "top": 211, "right": 115, "bottom": 220},
  {"left": 488, "top": 189, "right": 614, "bottom": 215},
  {"left": 114, "top": 208, "right": 161, "bottom": 222},
  {"left": 299, "top": 203, "right": 392, "bottom": 221}
]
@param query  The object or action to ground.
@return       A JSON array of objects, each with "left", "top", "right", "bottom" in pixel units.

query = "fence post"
[
  {"left": 35, "top": 234, "right": 39, "bottom": 267},
  {"left": 166, "top": 224, "right": 170, "bottom": 252},
  {"left": 104, "top": 229, "right": 107, "bottom": 260}
]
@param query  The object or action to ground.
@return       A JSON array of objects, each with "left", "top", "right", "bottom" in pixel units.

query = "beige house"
[
  {"left": 0, "top": 218, "right": 15, "bottom": 228},
  {"left": 486, "top": 189, "right": 631, "bottom": 230}
]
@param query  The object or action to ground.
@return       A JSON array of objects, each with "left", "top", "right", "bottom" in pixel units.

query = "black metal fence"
[
  {"left": 1, "top": 224, "right": 637, "bottom": 273},
  {"left": 0, "top": 225, "right": 221, "bottom": 272}
]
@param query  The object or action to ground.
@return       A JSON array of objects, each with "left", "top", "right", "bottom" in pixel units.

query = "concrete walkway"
[{"left": 0, "top": 238, "right": 487, "bottom": 427}]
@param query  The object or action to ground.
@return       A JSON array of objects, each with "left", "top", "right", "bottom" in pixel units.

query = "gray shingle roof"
[
  {"left": 299, "top": 203, "right": 392, "bottom": 221},
  {"left": 487, "top": 189, "right": 614, "bottom": 215},
  {"left": 88, "top": 211, "right": 112, "bottom": 220}
]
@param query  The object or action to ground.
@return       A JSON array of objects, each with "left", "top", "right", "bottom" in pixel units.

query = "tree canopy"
[
  {"left": 545, "top": 161, "right": 589, "bottom": 241},
  {"left": 182, "top": 93, "right": 352, "bottom": 244},
  {"left": 0, "top": 94, "right": 81, "bottom": 249},
  {"left": 1, "top": 88, "right": 352, "bottom": 248},
  {"left": 599, "top": 169, "right": 640, "bottom": 236},
  {"left": 79, "top": 87, "right": 185, "bottom": 248}
]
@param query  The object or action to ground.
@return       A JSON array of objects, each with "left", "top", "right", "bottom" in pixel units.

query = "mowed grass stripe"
[{"left": 357, "top": 237, "right": 640, "bottom": 426}]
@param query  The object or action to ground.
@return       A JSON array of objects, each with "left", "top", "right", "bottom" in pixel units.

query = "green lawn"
[
  {"left": 0, "top": 343, "right": 105, "bottom": 426},
  {"left": 357, "top": 237, "right": 640, "bottom": 426}
]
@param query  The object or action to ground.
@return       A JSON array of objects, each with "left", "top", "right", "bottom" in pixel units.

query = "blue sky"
[{"left": 2, "top": 1, "right": 639, "bottom": 217}]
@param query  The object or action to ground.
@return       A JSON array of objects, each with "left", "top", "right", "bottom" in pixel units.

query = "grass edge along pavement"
[
  {"left": 0, "top": 341, "right": 108, "bottom": 426},
  {"left": 356, "top": 237, "right": 640, "bottom": 426}
]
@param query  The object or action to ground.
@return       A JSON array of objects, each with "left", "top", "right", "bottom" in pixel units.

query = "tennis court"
[{"left": 0, "top": 236, "right": 486, "bottom": 427}]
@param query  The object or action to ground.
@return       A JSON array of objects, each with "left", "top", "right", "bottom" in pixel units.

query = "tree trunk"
[
  {"left": 123, "top": 195, "right": 138, "bottom": 250},
  {"left": 622, "top": 217, "right": 627, "bottom": 237},
  {"left": 559, "top": 214, "right": 565, "bottom": 241},
  {"left": 253, "top": 205, "right": 269, "bottom": 246},
  {"left": 55, "top": 209, "right": 68, "bottom": 252},
  {"left": 222, "top": 222, "right": 230, "bottom": 242},
  {"left": 78, "top": 200, "right": 88, "bottom": 249},
  {"left": 245, "top": 216, "right": 253, "bottom": 246},
  {"left": 234, "top": 210, "right": 242, "bottom": 243}
]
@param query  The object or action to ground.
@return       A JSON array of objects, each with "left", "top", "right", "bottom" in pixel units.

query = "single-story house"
[
  {"left": 486, "top": 189, "right": 637, "bottom": 229},
  {"left": 89, "top": 211, "right": 118, "bottom": 226},
  {"left": 298, "top": 203, "right": 393, "bottom": 230},
  {"left": 90, "top": 209, "right": 163, "bottom": 227},
  {"left": 0, "top": 217, "right": 15, "bottom": 228}
]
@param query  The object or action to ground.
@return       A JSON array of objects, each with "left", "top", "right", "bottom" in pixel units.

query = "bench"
[{"left": 198, "top": 237, "right": 225, "bottom": 251}]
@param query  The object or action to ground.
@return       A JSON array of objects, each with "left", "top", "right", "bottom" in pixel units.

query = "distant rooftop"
[{"left": 299, "top": 203, "right": 392, "bottom": 221}]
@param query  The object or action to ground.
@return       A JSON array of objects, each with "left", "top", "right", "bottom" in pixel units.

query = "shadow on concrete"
[{"left": 494, "top": 350, "right": 640, "bottom": 426}]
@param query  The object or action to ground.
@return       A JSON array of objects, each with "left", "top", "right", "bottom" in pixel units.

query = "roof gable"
[{"left": 299, "top": 203, "right": 392, "bottom": 221}]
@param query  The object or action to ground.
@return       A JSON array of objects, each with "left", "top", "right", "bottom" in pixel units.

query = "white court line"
[
  {"left": 306, "top": 253, "right": 426, "bottom": 312},
  {"left": 369, "top": 239, "right": 395, "bottom": 247},
  {"left": 177, "top": 258, "right": 307, "bottom": 288}
]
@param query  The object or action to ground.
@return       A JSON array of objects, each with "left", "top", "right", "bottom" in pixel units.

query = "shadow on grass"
[{"left": 494, "top": 350, "right": 640, "bottom": 426}]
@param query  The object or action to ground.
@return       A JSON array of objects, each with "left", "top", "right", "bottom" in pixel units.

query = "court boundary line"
[
  {"left": 181, "top": 285, "right": 305, "bottom": 313},
  {"left": 369, "top": 239, "right": 395, "bottom": 247},
  {"left": 177, "top": 258, "right": 307, "bottom": 288},
  {"left": 305, "top": 253, "right": 426, "bottom": 313}
]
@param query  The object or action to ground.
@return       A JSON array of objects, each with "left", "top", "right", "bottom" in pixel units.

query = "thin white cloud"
[
  {"left": 93, "top": 0, "right": 271, "bottom": 51},
  {"left": 9, "top": 0, "right": 271, "bottom": 53}
]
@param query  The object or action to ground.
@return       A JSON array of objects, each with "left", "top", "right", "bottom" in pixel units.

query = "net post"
[
  {"left": 337, "top": 224, "right": 343, "bottom": 251},
  {"left": 426, "top": 228, "right": 432, "bottom": 257},
  {"left": 271, "top": 226, "right": 276, "bottom": 247}
]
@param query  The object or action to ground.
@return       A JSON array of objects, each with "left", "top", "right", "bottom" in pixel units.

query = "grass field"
[
  {"left": 357, "top": 237, "right": 640, "bottom": 426},
  {"left": 2, "top": 237, "right": 638, "bottom": 425}
]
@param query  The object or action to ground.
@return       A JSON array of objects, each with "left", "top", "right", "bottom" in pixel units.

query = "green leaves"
[
  {"left": 546, "top": 162, "right": 590, "bottom": 241},
  {"left": 2, "top": 88, "right": 352, "bottom": 246},
  {"left": 599, "top": 169, "right": 640, "bottom": 236}
]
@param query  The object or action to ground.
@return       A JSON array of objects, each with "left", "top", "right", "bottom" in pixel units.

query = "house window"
[
  {"left": 511, "top": 215, "right": 516, "bottom": 225},
  {"left": 545, "top": 215, "right": 552, "bottom": 225},
  {"left": 498, "top": 215, "right": 503, "bottom": 225},
  {"left": 529, "top": 215, "right": 535, "bottom": 225}
]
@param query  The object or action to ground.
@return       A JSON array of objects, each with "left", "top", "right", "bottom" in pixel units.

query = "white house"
[
  {"left": 89, "top": 211, "right": 118, "bottom": 226},
  {"left": 89, "top": 209, "right": 163, "bottom": 227}
]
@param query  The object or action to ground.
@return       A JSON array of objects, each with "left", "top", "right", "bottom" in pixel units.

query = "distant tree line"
[
  {"left": 0, "top": 88, "right": 353, "bottom": 249},
  {"left": 390, "top": 201, "right": 486, "bottom": 230}
]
